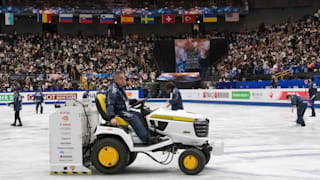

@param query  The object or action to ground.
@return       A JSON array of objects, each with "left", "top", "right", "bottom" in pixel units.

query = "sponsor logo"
[
  {"left": 60, "top": 155, "right": 72, "bottom": 158},
  {"left": 60, "top": 142, "right": 71, "bottom": 145},
  {"left": 70, "top": 166, "right": 76, "bottom": 170},
  {"left": 60, "top": 112, "right": 70, "bottom": 115},
  {"left": 61, "top": 137, "right": 71, "bottom": 140},
  {"left": 60, "top": 127, "right": 71, "bottom": 130},
  {"left": 269, "top": 92, "right": 273, "bottom": 98},
  {"left": 60, "top": 123, "right": 71, "bottom": 126},
  {"left": 278, "top": 91, "right": 309, "bottom": 100},
  {"left": 62, "top": 116, "right": 69, "bottom": 121},
  {"left": 0, "top": 95, "right": 14, "bottom": 102},
  {"left": 27, "top": 94, "right": 77, "bottom": 101},
  {"left": 202, "top": 92, "right": 229, "bottom": 99},
  {"left": 232, "top": 91, "right": 250, "bottom": 100},
  {"left": 60, "top": 132, "right": 71, "bottom": 135},
  {"left": 57, "top": 147, "right": 74, "bottom": 150}
]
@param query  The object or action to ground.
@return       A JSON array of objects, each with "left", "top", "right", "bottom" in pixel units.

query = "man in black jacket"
[
  {"left": 308, "top": 77, "right": 317, "bottom": 117},
  {"left": 165, "top": 81, "right": 183, "bottom": 110},
  {"left": 106, "top": 71, "right": 157, "bottom": 144},
  {"left": 34, "top": 88, "right": 44, "bottom": 114},
  {"left": 8, "top": 89, "right": 23, "bottom": 126},
  {"left": 287, "top": 94, "right": 308, "bottom": 127}
]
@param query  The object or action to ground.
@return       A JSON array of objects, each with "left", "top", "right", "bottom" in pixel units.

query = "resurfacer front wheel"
[
  {"left": 92, "top": 138, "right": 129, "bottom": 174},
  {"left": 178, "top": 148, "right": 206, "bottom": 175},
  {"left": 127, "top": 152, "right": 137, "bottom": 166}
]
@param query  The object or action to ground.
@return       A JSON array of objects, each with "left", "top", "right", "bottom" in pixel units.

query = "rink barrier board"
[
  {"left": 50, "top": 171, "right": 91, "bottom": 175},
  {"left": 0, "top": 88, "right": 318, "bottom": 108},
  {"left": 146, "top": 99, "right": 307, "bottom": 107},
  {"left": 2, "top": 99, "right": 318, "bottom": 107}
]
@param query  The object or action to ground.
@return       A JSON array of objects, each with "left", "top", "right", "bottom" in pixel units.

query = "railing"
[
  {"left": 273, "top": 69, "right": 293, "bottom": 80},
  {"left": 80, "top": 76, "right": 92, "bottom": 90}
]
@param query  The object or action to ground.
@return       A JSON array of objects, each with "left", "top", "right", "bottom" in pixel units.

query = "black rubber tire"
[
  {"left": 202, "top": 149, "right": 211, "bottom": 165},
  {"left": 178, "top": 148, "right": 206, "bottom": 175},
  {"left": 92, "top": 138, "right": 129, "bottom": 174},
  {"left": 127, "top": 152, "right": 138, "bottom": 166}
]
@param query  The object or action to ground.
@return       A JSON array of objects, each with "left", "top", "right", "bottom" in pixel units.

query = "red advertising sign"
[
  {"left": 278, "top": 91, "right": 309, "bottom": 100},
  {"left": 27, "top": 93, "right": 77, "bottom": 101}
]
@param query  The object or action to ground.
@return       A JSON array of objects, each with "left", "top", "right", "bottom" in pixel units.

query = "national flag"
[
  {"left": 121, "top": 15, "right": 134, "bottom": 24},
  {"left": 162, "top": 14, "right": 175, "bottom": 24},
  {"left": 182, "top": 14, "right": 196, "bottom": 24},
  {"left": 5, "top": 13, "right": 14, "bottom": 25},
  {"left": 203, "top": 14, "right": 217, "bottom": 23},
  {"left": 100, "top": 14, "right": 114, "bottom": 24},
  {"left": 141, "top": 15, "right": 154, "bottom": 24},
  {"left": 225, "top": 12, "right": 239, "bottom": 22},
  {"left": 59, "top": 14, "right": 73, "bottom": 23},
  {"left": 79, "top": 14, "right": 92, "bottom": 24},
  {"left": 38, "top": 13, "right": 52, "bottom": 23}
]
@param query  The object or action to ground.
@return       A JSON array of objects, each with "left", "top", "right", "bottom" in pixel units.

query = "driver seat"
[{"left": 95, "top": 93, "right": 129, "bottom": 126}]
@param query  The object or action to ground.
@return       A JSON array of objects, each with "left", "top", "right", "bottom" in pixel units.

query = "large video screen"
[{"left": 175, "top": 39, "right": 210, "bottom": 72}]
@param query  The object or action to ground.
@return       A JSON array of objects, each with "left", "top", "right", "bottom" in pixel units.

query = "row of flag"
[{"left": 4, "top": 12, "right": 239, "bottom": 25}]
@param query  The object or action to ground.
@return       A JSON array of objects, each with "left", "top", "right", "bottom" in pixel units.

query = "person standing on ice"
[
  {"left": 34, "top": 88, "right": 44, "bottom": 114},
  {"left": 308, "top": 77, "right": 317, "bottom": 117},
  {"left": 8, "top": 88, "right": 23, "bottom": 126},
  {"left": 287, "top": 94, "right": 307, "bottom": 127},
  {"left": 165, "top": 81, "right": 183, "bottom": 110}
]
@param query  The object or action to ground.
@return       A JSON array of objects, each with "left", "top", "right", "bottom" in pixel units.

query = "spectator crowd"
[
  {"left": 0, "top": 33, "right": 156, "bottom": 92},
  {"left": 216, "top": 10, "right": 320, "bottom": 82},
  {"left": 1, "top": 9, "right": 320, "bottom": 92}
]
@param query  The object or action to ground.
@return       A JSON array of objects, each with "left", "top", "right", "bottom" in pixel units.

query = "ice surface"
[{"left": 0, "top": 102, "right": 320, "bottom": 180}]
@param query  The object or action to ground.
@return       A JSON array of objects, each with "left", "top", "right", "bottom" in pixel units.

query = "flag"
[
  {"left": 203, "top": 14, "right": 217, "bottom": 23},
  {"left": 225, "top": 12, "right": 239, "bottom": 22},
  {"left": 38, "top": 13, "right": 52, "bottom": 23},
  {"left": 79, "top": 14, "right": 92, "bottom": 24},
  {"left": 100, "top": 14, "right": 114, "bottom": 24},
  {"left": 121, "top": 15, "right": 134, "bottom": 24},
  {"left": 182, "top": 14, "right": 196, "bottom": 24},
  {"left": 59, "top": 14, "right": 73, "bottom": 23},
  {"left": 162, "top": 14, "right": 175, "bottom": 24},
  {"left": 5, "top": 13, "right": 14, "bottom": 25},
  {"left": 141, "top": 15, "right": 154, "bottom": 24}
]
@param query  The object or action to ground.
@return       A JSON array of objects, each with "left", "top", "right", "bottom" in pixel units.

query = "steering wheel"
[{"left": 130, "top": 99, "right": 148, "bottom": 109}]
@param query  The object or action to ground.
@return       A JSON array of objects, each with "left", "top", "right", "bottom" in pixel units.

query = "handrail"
[{"left": 273, "top": 69, "right": 293, "bottom": 80}]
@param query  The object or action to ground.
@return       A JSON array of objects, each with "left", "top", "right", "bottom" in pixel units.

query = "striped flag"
[
  {"left": 121, "top": 15, "right": 134, "bottom": 24},
  {"left": 203, "top": 14, "right": 217, "bottom": 23},
  {"left": 225, "top": 12, "right": 239, "bottom": 22},
  {"left": 79, "top": 14, "right": 92, "bottom": 24},
  {"left": 59, "top": 14, "right": 73, "bottom": 23},
  {"left": 5, "top": 13, "right": 14, "bottom": 25},
  {"left": 100, "top": 14, "right": 114, "bottom": 24},
  {"left": 38, "top": 13, "right": 52, "bottom": 23},
  {"left": 141, "top": 15, "right": 154, "bottom": 24}
]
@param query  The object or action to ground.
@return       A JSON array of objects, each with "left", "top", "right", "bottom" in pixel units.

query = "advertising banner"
[
  {"left": 232, "top": 91, "right": 250, "bottom": 100},
  {"left": 180, "top": 88, "right": 312, "bottom": 103},
  {"left": 0, "top": 89, "right": 141, "bottom": 104}
]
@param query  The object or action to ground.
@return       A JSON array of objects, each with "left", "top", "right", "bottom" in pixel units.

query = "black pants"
[
  {"left": 13, "top": 111, "right": 22, "bottom": 125},
  {"left": 310, "top": 99, "right": 316, "bottom": 116},
  {"left": 36, "top": 102, "right": 43, "bottom": 113},
  {"left": 297, "top": 103, "right": 307, "bottom": 125}
]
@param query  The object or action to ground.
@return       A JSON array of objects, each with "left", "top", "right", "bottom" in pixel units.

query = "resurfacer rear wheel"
[
  {"left": 178, "top": 148, "right": 206, "bottom": 175},
  {"left": 92, "top": 138, "right": 129, "bottom": 174}
]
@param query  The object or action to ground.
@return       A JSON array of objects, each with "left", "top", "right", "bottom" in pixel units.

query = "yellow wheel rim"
[
  {"left": 98, "top": 146, "right": 119, "bottom": 167},
  {"left": 183, "top": 155, "right": 198, "bottom": 170}
]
